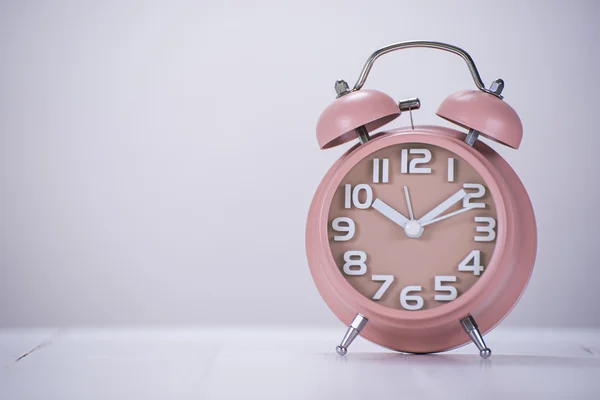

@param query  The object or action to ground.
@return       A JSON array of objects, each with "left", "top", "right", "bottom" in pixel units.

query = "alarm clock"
[{"left": 306, "top": 41, "right": 537, "bottom": 358}]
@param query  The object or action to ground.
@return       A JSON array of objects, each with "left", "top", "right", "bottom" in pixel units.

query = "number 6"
[{"left": 400, "top": 286, "right": 424, "bottom": 310}]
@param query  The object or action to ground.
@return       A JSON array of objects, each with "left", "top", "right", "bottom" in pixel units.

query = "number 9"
[{"left": 332, "top": 217, "right": 355, "bottom": 241}]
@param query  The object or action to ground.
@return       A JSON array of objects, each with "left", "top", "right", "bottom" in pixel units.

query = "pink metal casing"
[
  {"left": 306, "top": 126, "right": 536, "bottom": 354},
  {"left": 437, "top": 90, "right": 523, "bottom": 149},
  {"left": 316, "top": 89, "right": 400, "bottom": 149}
]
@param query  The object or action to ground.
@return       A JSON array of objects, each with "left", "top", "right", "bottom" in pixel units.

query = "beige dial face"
[{"left": 328, "top": 143, "right": 498, "bottom": 311}]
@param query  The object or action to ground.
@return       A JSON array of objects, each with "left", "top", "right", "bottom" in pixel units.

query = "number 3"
[{"left": 474, "top": 217, "right": 496, "bottom": 242}]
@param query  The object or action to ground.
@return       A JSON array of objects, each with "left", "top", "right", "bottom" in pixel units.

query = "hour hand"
[{"left": 372, "top": 198, "right": 409, "bottom": 228}]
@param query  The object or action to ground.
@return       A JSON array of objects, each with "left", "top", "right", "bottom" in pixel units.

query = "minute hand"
[
  {"left": 417, "top": 189, "right": 467, "bottom": 225},
  {"left": 420, "top": 206, "right": 474, "bottom": 227}
]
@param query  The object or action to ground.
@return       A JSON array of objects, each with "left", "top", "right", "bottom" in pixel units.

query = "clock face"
[{"left": 328, "top": 143, "right": 498, "bottom": 311}]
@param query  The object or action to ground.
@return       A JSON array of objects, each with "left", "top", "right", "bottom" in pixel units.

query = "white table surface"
[{"left": 1, "top": 327, "right": 599, "bottom": 399}]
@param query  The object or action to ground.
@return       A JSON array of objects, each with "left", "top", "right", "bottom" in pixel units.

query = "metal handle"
[{"left": 352, "top": 40, "right": 499, "bottom": 97}]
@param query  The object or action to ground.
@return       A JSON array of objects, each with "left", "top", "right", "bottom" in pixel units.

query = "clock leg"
[
  {"left": 460, "top": 315, "right": 492, "bottom": 359},
  {"left": 335, "top": 314, "right": 368, "bottom": 356}
]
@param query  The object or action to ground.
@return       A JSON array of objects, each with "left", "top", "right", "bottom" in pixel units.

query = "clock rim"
[{"left": 306, "top": 126, "right": 535, "bottom": 352}]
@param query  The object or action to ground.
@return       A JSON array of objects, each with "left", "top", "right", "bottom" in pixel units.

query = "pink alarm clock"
[{"left": 306, "top": 41, "right": 537, "bottom": 358}]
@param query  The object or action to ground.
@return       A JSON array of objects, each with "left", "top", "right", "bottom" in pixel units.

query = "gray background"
[{"left": 1, "top": 0, "right": 598, "bottom": 328}]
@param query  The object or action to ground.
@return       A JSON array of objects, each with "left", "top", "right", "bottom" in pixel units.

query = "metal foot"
[
  {"left": 336, "top": 314, "right": 368, "bottom": 356},
  {"left": 460, "top": 315, "right": 492, "bottom": 359}
]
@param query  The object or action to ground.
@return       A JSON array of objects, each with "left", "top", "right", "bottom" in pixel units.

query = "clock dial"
[{"left": 328, "top": 143, "right": 498, "bottom": 311}]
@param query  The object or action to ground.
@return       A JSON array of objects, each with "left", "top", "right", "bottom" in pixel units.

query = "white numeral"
[
  {"left": 463, "top": 183, "right": 486, "bottom": 209},
  {"left": 434, "top": 275, "right": 458, "bottom": 301},
  {"left": 343, "top": 251, "right": 367, "bottom": 275},
  {"left": 400, "top": 285, "right": 424, "bottom": 310},
  {"left": 344, "top": 184, "right": 351, "bottom": 208},
  {"left": 332, "top": 217, "right": 355, "bottom": 241},
  {"left": 372, "top": 158, "right": 389, "bottom": 183},
  {"left": 344, "top": 184, "right": 373, "bottom": 209},
  {"left": 458, "top": 250, "right": 484, "bottom": 276},
  {"left": 371, "top": 275, "right": 394, "bottom": 300},
  {"left": 474, "top": 217, "right": 496, "bottom": 242},
  {"left": 447, "top": 157, "right": 455, "bottom": 182},
  {"left": 401, "top": 149, "right": 432, "bottom": 174}
]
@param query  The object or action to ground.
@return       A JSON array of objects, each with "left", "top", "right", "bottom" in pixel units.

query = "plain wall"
[{"left": 1, "top": 0, "right": 599, "bottom": 327}]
